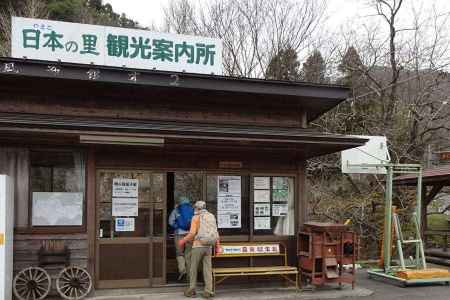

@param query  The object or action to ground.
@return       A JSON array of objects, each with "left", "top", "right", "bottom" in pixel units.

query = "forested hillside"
[{"left": 0, "top": 0, "right": 140, "bottom": 56}]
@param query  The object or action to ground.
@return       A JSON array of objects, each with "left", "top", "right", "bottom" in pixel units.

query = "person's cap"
[
  {"left": 179, "top": 196, "right": 190, "bottom": 204},
  {"left": 194, "top": 201, "right": 206, "bottom": 210}
]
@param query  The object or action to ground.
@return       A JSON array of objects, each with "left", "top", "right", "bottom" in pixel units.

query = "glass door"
[{"left": 95, "top": 170, "right": 166, "bottom": 288}]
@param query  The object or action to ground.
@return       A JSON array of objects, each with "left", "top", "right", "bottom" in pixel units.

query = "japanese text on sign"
[
  {"left": 11, "top": 17, "right": 223, "bottom": 75},
  {"left": 220, "top": 244, "right": 280, "bottom": 255}
]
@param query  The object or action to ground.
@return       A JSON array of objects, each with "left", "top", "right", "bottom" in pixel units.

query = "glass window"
[
  {"left": 253, "top": 176, "right": 294, "bottom": 236},
  {"left": 97, "top": 170, "right": 153, "bottom": 238},
  {"left": 207, "top": 175, "right": 249, "bottom": 235},
  {"left": 174, "top": 172, "right": 203, "bottom": 204},
  {"left": 30, "top": 151, "right": 85, "bottom": 227}
]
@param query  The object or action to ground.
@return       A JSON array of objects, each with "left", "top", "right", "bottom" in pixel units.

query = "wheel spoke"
[
  {"left": 26, "top": 289, "right": 32, "bottom": 300},
  {"left": 34, "top": 271, "right": 45, "bottom": 282},
  {"left": 36, "top": 284, "right": 47, "bottom": 294}
]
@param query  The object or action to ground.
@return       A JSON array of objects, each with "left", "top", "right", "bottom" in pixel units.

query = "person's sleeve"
[
  {"left": 183, "top": 215, "right": 199, "bottom": 242},
  {"left": 168, "top": 208, "right": 177, "bottom": 229}
]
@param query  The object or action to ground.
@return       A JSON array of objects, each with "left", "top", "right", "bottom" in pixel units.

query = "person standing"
[
  {"left": 178, "top": 201, "right": 220, "bottom": 299},
  {"left": 169, "top": 197, "right": 194, "bottom": 281}
]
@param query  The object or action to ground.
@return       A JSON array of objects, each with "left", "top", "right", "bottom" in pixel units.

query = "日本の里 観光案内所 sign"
[{"left": 11, "top": 17, "right": 223, "bottom": 75}]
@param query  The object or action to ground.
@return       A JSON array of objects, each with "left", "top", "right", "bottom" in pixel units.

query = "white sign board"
[
  {"left": 0, "top": 175, "right": 13, "bottom": 300},
  {"left": 341, "top": 135, "right": 390, "bottom": 174},
  {"left": 254, "top": 203, "right": 270, "bottom": 216},
  {"left": 254, "top": 190, "right": 270, "bottom": 203},
  {"left": 11, "top": 17, "right": 223, "bottom": 75},
  {"left": 272, "top": 203, "right": 288, "bottom": 216},
  {"left": 220, "top": 244, "right": 280, "bottom": 255},
  {"left": 32, "top": 192, "right": 83, "bottom": 226},
  {"left": 253, "top": 177, "right": 270, "bottom": 190},
  {"left": 254, "top": 217, "right": 271, "bottom": 230},
  {"left": 115, "top": 217, "right": 135, "bottom": 232},
  {"left": 112, "top": 198, "right": 138, "bottom": 217},
  {"left": 112, "top": 178, "right": 139, "bottom": 198},
  {"left": 217, "top": 176, "right": 241, "bottom": 228}
]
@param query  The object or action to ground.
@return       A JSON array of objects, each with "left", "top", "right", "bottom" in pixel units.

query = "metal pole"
[
  {"left": 383, "top": 166, "right": 393, "bottom": 272},
  {"left": 416, "top": 167, "right": 423, "bottom": 267}
]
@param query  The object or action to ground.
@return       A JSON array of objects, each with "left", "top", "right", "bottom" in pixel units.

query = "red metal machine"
[{"left": 297, "top": 222, "right": 357, "bottom": 289}]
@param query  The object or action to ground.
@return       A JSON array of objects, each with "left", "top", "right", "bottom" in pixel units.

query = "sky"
[
  {"left": 103, "top": 0, "right": 450, "bottom": 32},
  {"left": 105, "top": 0, "right": 363, "bottom": 29}
]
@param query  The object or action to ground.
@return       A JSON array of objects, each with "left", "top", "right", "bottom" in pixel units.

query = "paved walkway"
[
  {"left": 89, "top": 286, "right": 372, "bottom": 300},
  {"left": 88, "top": 279, "right": 372, "bottom": 300},
  {"left": 87, "top": 268, "right": 450, "bottom": 300}
]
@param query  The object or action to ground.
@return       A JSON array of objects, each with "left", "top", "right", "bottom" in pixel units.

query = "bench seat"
[
  {"left": 213, "top": 266, "right": 298, "bottom": 275},
  {"left": 212, "top": 242, "right": 299, "bottom": 292}
]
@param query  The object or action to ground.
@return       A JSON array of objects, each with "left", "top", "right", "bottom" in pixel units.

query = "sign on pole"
[
  {"left": 0, "top": 175, "right": 13, "bottom": 300},
  {"left": 11, "top": 17, "right": 223, "bottom": 75},
  {"left": 341, "top": 135, "right": 390, "bottom": 174}
]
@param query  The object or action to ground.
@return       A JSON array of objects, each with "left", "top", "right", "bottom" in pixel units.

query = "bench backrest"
[{"left": 214, "top": 242, "right": 288, "bottom": 266}]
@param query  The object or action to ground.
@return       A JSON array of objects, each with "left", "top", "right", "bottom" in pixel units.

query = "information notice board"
[{"left": 217, "top": 176, "right": 241, "bottom": 228}]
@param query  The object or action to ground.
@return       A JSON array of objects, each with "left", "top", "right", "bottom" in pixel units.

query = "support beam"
[
  {"left": 86, "top": 149, "right": 96, "bottom": 284},
  {"left": 297, "top": 161, "right": 307, "bottom": 231}
]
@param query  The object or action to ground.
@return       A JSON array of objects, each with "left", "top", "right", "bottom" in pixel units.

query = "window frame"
[
  {"left": 24, "top": 148, "right": 87, "bottom": 234},
  {"left": 251, "top": 174, "right": 297, "bottom": 237},
  {"left": 204, "top": 172, "right": 250, "bottom": 236}
]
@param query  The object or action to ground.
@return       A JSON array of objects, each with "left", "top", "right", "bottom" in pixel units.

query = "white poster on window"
[
  {"left": 254, "top": 203, "right": 270, "bottom": 216},
  {"left": 217, "top": 213, "right": 241, "bottom": 229},
  {"left": 112, "top": 198, "right": 138, "bottom": 217},
  {"left": 112, "top": 178, "right": 139, "bottom": 198},
  {"left": 115, "top": 217, "right": 135, "bottom": 232},
  {"left": 254, "top": 190, "right": 270, "bottom": 203},
  {"left": 254, "top": 217, "right": 271, "bottom": 230},
  {"left": 272, "top": 203, "right": 288, "bottom": 216},
  {"left": 32, "top": 192, "right": 83, "bottom": 226},
  {"left": 254, "top": 177, "right": 270, "bottom": 190},
  {"left": 217, "top": 176, "right": 241, "bottom": 228}
]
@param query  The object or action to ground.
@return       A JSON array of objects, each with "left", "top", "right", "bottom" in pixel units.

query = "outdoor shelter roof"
[
  {"left": 0, "top": 112, "right": 367, "bottom": 159},
  {"left": 394, "top": 164, "right": 450, "bottom": 186}
]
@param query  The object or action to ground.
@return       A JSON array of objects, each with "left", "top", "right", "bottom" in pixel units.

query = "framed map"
[{"left": 32, "top": 192, "right": 83, "bottom": 226}]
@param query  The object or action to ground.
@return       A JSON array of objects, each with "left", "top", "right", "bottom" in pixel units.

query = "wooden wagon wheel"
[
  {"left": 56, "top": 266, "right": 92, "bottom": 300},
  {"left": 13, "top": 267, "right": 51, "bottom": 300}
]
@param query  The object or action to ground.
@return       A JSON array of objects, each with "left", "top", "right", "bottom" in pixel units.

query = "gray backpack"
[{"left": 195, "top": 211, "right": 219, "bottom": 246}]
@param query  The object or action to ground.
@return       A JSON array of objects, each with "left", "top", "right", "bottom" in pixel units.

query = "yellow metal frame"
[{"left": 212, "top": 242, "right": 299, "bottom": 293}]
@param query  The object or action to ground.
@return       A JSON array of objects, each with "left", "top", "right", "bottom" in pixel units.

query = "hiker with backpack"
[
  {"left": 178, "top": 200, "right": 220, "bottom": 299},
  {"left": 169, "top": 197, "right": 194, "bottom": 281}
]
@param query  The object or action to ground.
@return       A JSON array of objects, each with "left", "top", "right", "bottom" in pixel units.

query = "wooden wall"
[{"left": 0, "top": 86, "right": 306, "bottom": 128}]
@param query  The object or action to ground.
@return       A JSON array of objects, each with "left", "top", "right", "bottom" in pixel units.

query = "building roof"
[
  {"left": 0, "top": 57, "right": 368, "bottom": 158},
  {"left": 0, "top": 112, "right": 367, "bottom": 159},
  {"left": 0, "top": 57, "right": 349, "bottom": 122},
  {"left": 394, "top": 164, "right": 450, "bottom": 186}
]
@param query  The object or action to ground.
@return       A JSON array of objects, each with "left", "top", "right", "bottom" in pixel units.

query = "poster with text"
[
  {"left": 115, "top": 217, "right": 135, "bottom": 232},
  {"left": 272, "top": 203, "right": 288, "bottom": 216},
  {"left": 217, "top": 176, "right": 241, "bottom": 228},
  {"left": 254, "top": 190, "right": 270, "bottom": 203},
  {"left": 253, "top": 177, "right": 270, "bottom": 190},
  {"left": 254, "top": 217, "right": 271, "bottom": 230},
  {"left": 254, "top": 203, "right": 270, "bottom": 216},
  {"left": 112, "top": 197, "right": 138, "bottom": 217},
  {"left": 112, "top": 178, "right": 139, "bottom": 198}
]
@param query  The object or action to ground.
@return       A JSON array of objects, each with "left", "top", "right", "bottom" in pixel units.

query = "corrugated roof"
[{"left": 394, "top": 164, "right": 450, "bottom": 185}]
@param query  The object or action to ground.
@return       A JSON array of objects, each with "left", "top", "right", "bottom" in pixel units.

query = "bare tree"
[
  {"left": 162, "top": 0, "right": 327, "bottom": 78},
  {"left": 307, "top": 0, "right": 450, "bottom": 258},
  {"left": 163, "top": 0, "right": 199, "bottom": 35}
]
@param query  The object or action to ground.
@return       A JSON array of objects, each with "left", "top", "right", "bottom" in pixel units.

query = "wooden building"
[{"left": 0, "top": 57, "right": 366, "bottom": 289}]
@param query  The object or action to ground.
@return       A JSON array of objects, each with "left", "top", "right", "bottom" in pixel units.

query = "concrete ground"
[
  {"left": 340, "top": 269, "right": 450, "bottom": 300},
  {"left": 86, "top": 269, "right": 450, "bottom": 300}
]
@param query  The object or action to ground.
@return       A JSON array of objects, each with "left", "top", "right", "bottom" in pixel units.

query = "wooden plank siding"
[{"left": 0, "top": 92, "right": 306, "bottom": 128}]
